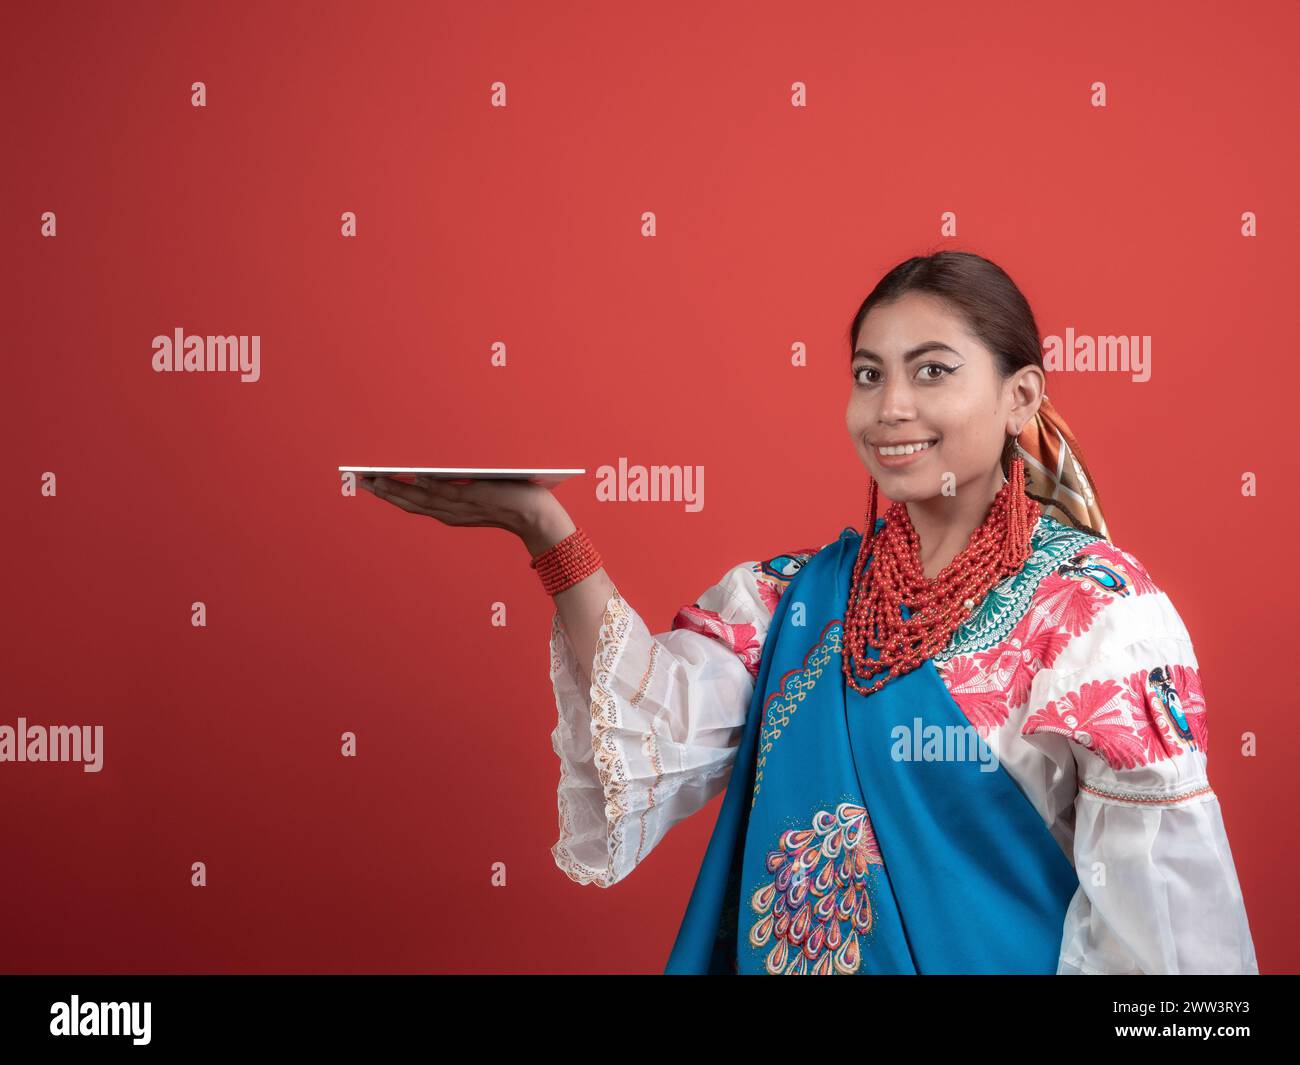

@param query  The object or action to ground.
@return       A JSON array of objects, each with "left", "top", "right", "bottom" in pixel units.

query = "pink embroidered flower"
[
  {"left": 1168, "top": 662, "right": 1210, "bottom": 753},
  {"left": 671, "top": 604, "right": 763, "bottom": 678},
  {"left": 1118, "top": 663, "right": 1209, "bottom": 760},
  {"left": 942, "top": 652, "right": 1019, "bottom": 735},
  {"left": 1029, "top": 569, "right": 1113, "bottom": 645},
  {"left": 1120, "top": 667, "right": 1185, "bottom": 763},
  {"left": 756, "top": 579, "right": 784, "bottom": 615},
  {"left": 941, "top": 591, "right": 1093, "bottom": 734},
  {"left": 1021, "top": 660, "right": 1209, "bottom": 771},
  {"left": 1022, "top": 677, "right": 1152, "bottom": 769}
]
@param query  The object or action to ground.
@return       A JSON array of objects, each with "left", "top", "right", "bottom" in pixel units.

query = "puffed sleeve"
[
  {"left": 1020, "top": 544, "right": 1258, "bottom": 974},
  {"left": 548, "top": 558, "right": 788, "bottom": 888}
]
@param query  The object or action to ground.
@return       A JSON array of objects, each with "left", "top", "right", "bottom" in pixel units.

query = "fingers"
[
  {"left": 414, "top": 474, "right": 467, "bottom": 492},
  {"left": 367, "top": 476, "right": 435, "bottom": 515},
  {"left": 371, "top": 481, "right": 441, "bottom": 517},
  {"left": 380, "top": 494, "right": 431, "bottom": 517},
  {"left": 369, "top": 475, "right": 470, "bottom": 522},
  {"left": 371, "top": 476, "right": 413, "bottom": 500}
]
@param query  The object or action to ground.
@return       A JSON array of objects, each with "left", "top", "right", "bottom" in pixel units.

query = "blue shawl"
[{"left": 664, "top": 522, "right": 1079, "bottom": 974}]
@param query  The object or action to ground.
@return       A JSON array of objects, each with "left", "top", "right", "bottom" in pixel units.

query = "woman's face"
[{"left": 845, "top": 291, "right": 1037, "bottom": 502}]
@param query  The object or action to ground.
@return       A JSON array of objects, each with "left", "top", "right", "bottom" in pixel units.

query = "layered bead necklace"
[{"left": 841, "top": 454, "right": 1042, "bottom": 698}]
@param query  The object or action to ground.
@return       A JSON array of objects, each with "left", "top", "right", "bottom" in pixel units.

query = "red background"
[{"left": 3, "top": 0, "right": 1295, "bottom": 973}]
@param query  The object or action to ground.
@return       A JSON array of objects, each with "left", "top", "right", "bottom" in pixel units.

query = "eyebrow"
[{"left": 852, "top": 341, "right": 963, "bottom": 363}]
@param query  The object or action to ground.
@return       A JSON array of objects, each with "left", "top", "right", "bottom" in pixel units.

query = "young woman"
[{"left": 360, "top": 251, "right": 1258, "bottom": 976}]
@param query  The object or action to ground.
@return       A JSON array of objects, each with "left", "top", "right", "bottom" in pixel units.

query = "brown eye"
[{"left": 919, "top": 363, "right": 957, "bottom": 381}]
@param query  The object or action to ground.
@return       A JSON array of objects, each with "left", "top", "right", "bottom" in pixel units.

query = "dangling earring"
[
  {"left": 1002, "top": 440, "right": 1038, "bottom": 566},
  {"left": 863, "top": 474, "right": 880, "bottom": 554}
]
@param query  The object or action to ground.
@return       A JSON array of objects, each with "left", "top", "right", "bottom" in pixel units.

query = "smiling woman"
[
  {"left": 542, "top": 250, "right": 1258, "bottom": 976},
  {"left": 843, "top": 263, "right": 1109, "bottom": 581},
  {"left": 354, "top": 249, "right": 1257, "bottom": 975}
]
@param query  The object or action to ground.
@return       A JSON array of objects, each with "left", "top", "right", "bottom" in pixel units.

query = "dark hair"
[{"left": 847, "top": 249, "right": 1101, "bottom": 536}]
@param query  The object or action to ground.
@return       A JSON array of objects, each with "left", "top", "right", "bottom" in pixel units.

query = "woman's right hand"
[{"left": 359, "top": 474, "right": 574, "bottom": 553}]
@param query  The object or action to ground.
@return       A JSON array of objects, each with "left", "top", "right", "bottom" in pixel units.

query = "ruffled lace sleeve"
[
  {"left": 1020, "top": 542, "right": 1258, "bottom": 974},
  {"left": 548, "top": 557, "right": 791, "bottom": 888}
]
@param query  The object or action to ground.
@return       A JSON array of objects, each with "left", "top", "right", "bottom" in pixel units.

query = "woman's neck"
[{"left": 903, "top": 467, "right": 1008, "bottom": 580}]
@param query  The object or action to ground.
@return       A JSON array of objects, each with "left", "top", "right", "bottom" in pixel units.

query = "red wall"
[{"left": 3, "top": 0, "right": 1292, "bottom": 973}]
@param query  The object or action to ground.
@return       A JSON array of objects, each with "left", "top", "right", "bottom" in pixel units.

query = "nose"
[{"left": 876, "top": 374, "right": 918, "bottom": 424}]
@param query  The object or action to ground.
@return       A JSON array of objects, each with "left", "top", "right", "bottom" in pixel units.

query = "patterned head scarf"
[{"left": 1012, "top": 394, "right": 1111, "bottom": 543}]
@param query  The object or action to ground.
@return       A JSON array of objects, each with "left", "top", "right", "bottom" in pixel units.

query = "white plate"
[{"left": 339, "top": 466, "right": 584, "bottom": 488}]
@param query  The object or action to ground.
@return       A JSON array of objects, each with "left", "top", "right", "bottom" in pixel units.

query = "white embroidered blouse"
[{"left": 547, "top": 516, "right": 1259, "bottom": 975}]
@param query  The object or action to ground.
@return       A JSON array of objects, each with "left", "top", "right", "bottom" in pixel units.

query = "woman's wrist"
[{"left": 519, "top": 505, "right": 578, "bottom": 558}]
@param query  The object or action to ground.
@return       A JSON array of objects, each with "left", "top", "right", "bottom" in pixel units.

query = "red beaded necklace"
[{"left": 842, "top": 455, "right": 1042, "bottom": 697}]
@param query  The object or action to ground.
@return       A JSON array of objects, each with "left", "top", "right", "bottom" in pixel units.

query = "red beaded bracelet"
[{"left": 529, "top": 527, "right": 603, "bottom": 595}]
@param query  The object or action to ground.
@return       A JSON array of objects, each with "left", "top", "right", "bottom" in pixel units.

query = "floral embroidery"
[
  {"left": 940, "top": 533, "right": 1157, "bottom": 735},
  {"left": 1021, "top": 661, "right": 1208, "bottom": 770},
  {"left": 941, "top": 567, "right": 1106, "bottom": 732},
  {"left": 1030, "top": 565, "right": 1122, "bottom": 638},
  {"left": 670, "top": 546, "right": 822, "bottom": 677},
  {"left": 933, "top": 524, "right": 1208, "bottom": 772},
  {"left": 1132, "top": 662, "right": 1208, "bottom": 756},
  {"left": 1023, "top": 678, "right": 1144, "bottom": 767},
  {"left": 670, "top": 604, "right": 763, "bottom": 678},
  {"left": 755, "top": 580, "right": 782, "bottom": 615},
  {"left": 747, "top": 801, "right": 884, "bottom": 974},
  {"left": 933, "top": 514, "right": 1103, "bottom": 665},
  {"left": 1169, "top": 662, "right": 1209, "bottom": 752}
]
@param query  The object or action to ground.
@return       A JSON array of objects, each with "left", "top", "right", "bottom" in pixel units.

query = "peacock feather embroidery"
[{"left": 747, "top": 801, "right": 884, "bottom": 974}]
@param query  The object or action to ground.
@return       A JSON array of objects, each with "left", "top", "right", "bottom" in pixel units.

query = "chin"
[
  {"left": 875, "top": 479, "right": 923, "bottom": 499},
  {"left": 862, "top": 467, "right": 909, "bottom": 494}
]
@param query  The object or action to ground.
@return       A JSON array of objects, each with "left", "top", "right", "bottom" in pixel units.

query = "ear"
[{"left": 1006, "top": 365, "right": 1045, "bottom": 434}]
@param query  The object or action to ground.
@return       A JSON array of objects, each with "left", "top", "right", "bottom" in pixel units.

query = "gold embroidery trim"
[
  {"left": 551, "top": 590, "right": 634, "bottom": 888},
  {"left": 751, "top": 626, "right": 841, "bottom": 808},
  {"left": 1078, "top": 778, "right": 1214, "bottom": 806},
  {"left": 635, "top": 641, "right": 664, "bottom": 867}
]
